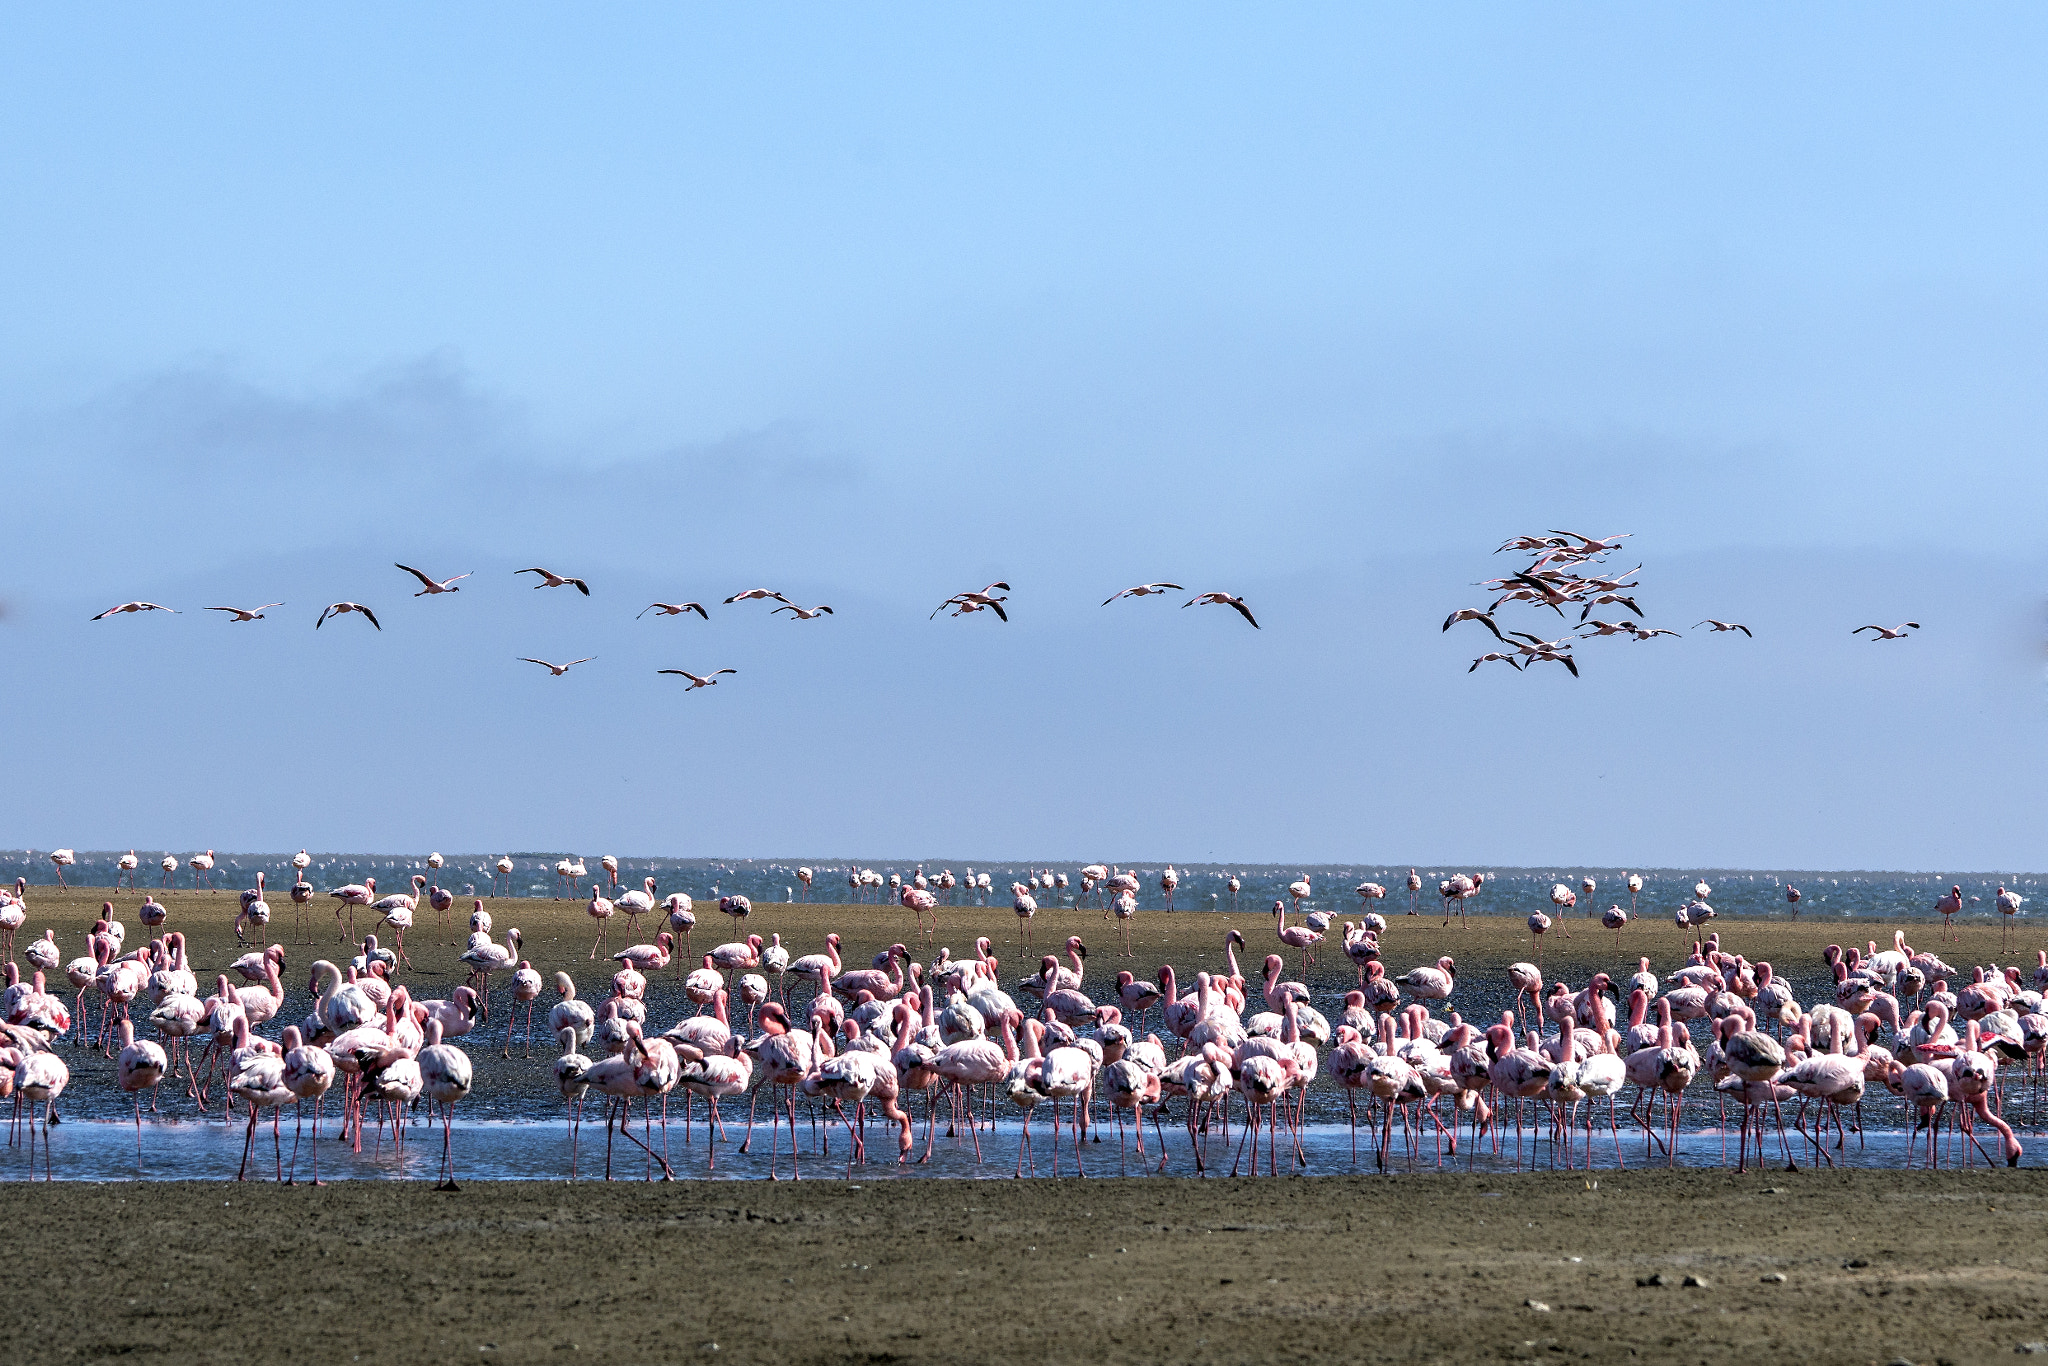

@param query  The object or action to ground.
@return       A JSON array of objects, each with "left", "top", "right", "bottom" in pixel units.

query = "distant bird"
[
  {"left": 518, "top": 567, "right": 590, "bottom": 595},
  {"left": 396, "top": 564, "right": 472, "bottom": 595},
  {"left": 1443, "top": 609, "right": 1507, "bottom": 641},
  {"left": 1468, "top": 653, "right": 1523, "bottom": 672},
  {"left": 518, "top": 657, "right": 596, "bottom": 676},
  {"left": 1629, "top": 627, "right": 1682, "bottom": 641},
  {"left": 638, "top": 602, "right": 709, "bottom": 620},
  {"left": 658, "top": 668, "right": 737, "bottom": 690},
  {"left": 1548, "top": 530, "right": 1632, "bottom": 556},
  {"left": 1695, "top": 620, "right": 1752, "bottom": 636},
  {"left": 770, "top": 603, "right": 834, "bottom": 620},
  {"left": 1853, "top": 622, "right": 1920, "bottom": 640},
  {"left": 1575, "top": 595, "right": 1643, "bottom": 622},
  {"left": 933, "top": 583, "right": 1011, "bottom": 621},
  {"left": 1103, "top": 583, "right": 1184, "bottom": 605},
  {"left": 1182, "top": 592, "right": 1259, "bottom": 628},
  {"left": 207, "top": 603, "right": 283, "bottom": 622},
  {"left": 315, "top": 603, "right": 380, "bottom": 630},
  {"left": 723, "top": 589, "right": 790, "bottom": 605},
  {"left": 91, "top": 602, "right": 177, "bottom": 620},
  {"left": 1576, "top": 619, "right": 1639, "bottom": 638}
]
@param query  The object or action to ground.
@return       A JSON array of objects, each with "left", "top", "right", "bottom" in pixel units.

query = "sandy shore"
[{"left": 3, "top": 1170, "right": 2045, "bottom": 1364}]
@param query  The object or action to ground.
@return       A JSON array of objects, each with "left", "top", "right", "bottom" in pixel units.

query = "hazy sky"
[{"left": 4, "top": 7, "right": 2045, "bottom": 868}]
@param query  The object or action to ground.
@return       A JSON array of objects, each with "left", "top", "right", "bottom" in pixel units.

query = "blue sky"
[{"left": 3, "top": 7, "right": 2044, "bottom": 867}]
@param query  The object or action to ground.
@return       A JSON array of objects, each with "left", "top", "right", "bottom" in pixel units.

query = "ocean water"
[{"left": 9, "top": 851, "right": 2041, "bottom": 923}]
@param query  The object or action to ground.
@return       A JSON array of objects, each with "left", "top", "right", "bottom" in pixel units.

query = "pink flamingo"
[
  {"left": 1935, "top": 884, "right": 1963, "bottom": 941},
  {"left": 280, "top": 1024, "right": 336, "bottom": 1184},
  {"left": 740, "top": 1004, "right": 816, "bottom": 1179},
  {"left": 1273, "top": 899, "right": 1323, "bottom": 966},
  {"left": 115, "top": 1018, "right": 167, "bottom": 1163}
]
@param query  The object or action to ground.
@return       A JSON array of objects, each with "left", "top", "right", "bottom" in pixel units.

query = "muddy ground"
[{"left": 2, "top": 1170, "right": 2043, "bottom": 1365}]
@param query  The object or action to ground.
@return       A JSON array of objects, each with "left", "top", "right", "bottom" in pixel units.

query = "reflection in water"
[{"left": 0, "top": 1114, "right": 2013, "bottom": 1183}]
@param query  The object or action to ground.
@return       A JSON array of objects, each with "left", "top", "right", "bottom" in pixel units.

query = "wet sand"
[{"left": 4, "top": 1170, "right": 2046, "bottom": 1364}]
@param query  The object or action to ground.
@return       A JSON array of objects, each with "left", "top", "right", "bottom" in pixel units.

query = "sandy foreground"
[{"left": 1, "top": 1171, "right": 2044, "bottom": 1364}]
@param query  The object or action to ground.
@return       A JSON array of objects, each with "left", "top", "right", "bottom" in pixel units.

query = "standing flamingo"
[
  {"left": 115, "top": 1018, "right": 168, "bottom": 1164},
  {"left": 1935, "top": 885, "right": 1964, "bottom": 941},
  {"left": 420, "top": 1019, "right": 474, "bottom": 1188},
  {"left": 281, "top": 1024, "right": 336, "bottom": 1184}
]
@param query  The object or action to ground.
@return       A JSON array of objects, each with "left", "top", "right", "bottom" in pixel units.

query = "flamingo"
[
  {"left": 1273, "top": 899, "right": 1323, "bottom": 966},
  {"left": 1012, "top": 884, "right": 1038, "bottom": 945},
  {"left": 328, "top": 876, "right": 374, "bottom": 941},
  {"left": 419, "top": 1019, "right": 474, "bottom": 1189},
  {"left": 274, "top": 1024, "right": 336, "bottom": 1184},
  {"left": 1935, "top": 885, "right": 1964, "bottom": 941},
  {"left": 586, "top": 887, "right": 617, "bottom": 958},
  {"left": 228, "top": 1018, "right": 293, "bottom": 1180},
  {"left": 15, "top": 1047, "right": 68, "bottom": 1179},
  {"left": 115, "top": 1018, "right": 168, "bottom": 1161}
]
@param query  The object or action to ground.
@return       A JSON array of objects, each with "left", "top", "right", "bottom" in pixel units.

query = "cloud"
[{"left": 7, "top": 356, "right": 869, "bottom": 593}]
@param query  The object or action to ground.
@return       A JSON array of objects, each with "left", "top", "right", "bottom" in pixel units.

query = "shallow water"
[
  {"left": 0, "top": 1111, "right": 2020, "bottom": 1183},
  {"left": 16, "top": 851, "right": 2040, "bottom": 923}
]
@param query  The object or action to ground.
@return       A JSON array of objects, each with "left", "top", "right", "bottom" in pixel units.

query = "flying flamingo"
[
  {"left": 314, "top": 602, "right": 380, "bottom": 630},
  {"left": 396, "top": 564, "right": 472, "bottom": 595},
  {"left": 208, "top": 603, "right": 284, "bottom": 621},
  {"left": 518, "top": 567, "right": 591, "bottom": 595}
]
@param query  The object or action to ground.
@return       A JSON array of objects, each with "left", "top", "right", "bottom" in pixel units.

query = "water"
[
  {"left": 10, "top": 852, "right": 2042, "bottom": 923},
  {"left": 11, "top": 849, "right": 2046, "bottom": 1182},
  {"left": 0, "top": 1112, "right": 2002, "bottom": 1183}
]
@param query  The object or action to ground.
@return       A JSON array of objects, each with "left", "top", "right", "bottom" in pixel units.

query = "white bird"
[
  {"left": 932, "top": 583, "right": 1011, "bottom": 621},
  {"left": 1694, "top": 620, "right": 1752, "bottom": 636},
  {"left": 1181, "top": 592, "right": 1259, "bottom": 628},
  {"left": 90, "top": 602, "right": 177, "bottom": 620},
  {"left": 207, "top": 603, "right": 284, "bottom": 622},
  {"left": 518, "top": 567, "right": 590, "bottom": 595},
  {"left": 315, "top": 602, "right": 380, "bottom": 630},
  {"left": 723, "top": 588, "right": 790, "bottom": 605},
  {"left": 1102, "top": 583, "right": 1184, "bottom": 605},
  {"left": 519, "top": 656, "right": 596, "bottom": 676},
  {"left": 658, "top": 668, "right": 736, "bottom": 690},
  {"left": 770, "top": 603, "right": 834, "bottom": 620},
  {"left": 1853, "top": 622, "right": 1920, "bottom": 640},
  {"left": 396, "top": 564, "right": 472, "bottom": 595},
  {"left": 638, "top": 602, "right": 709, "bottom": 619}
]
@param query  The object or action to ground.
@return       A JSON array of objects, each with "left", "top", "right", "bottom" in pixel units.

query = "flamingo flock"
[{"left": 3, "top": 864, "right": 2046, "bottom": 1185}]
